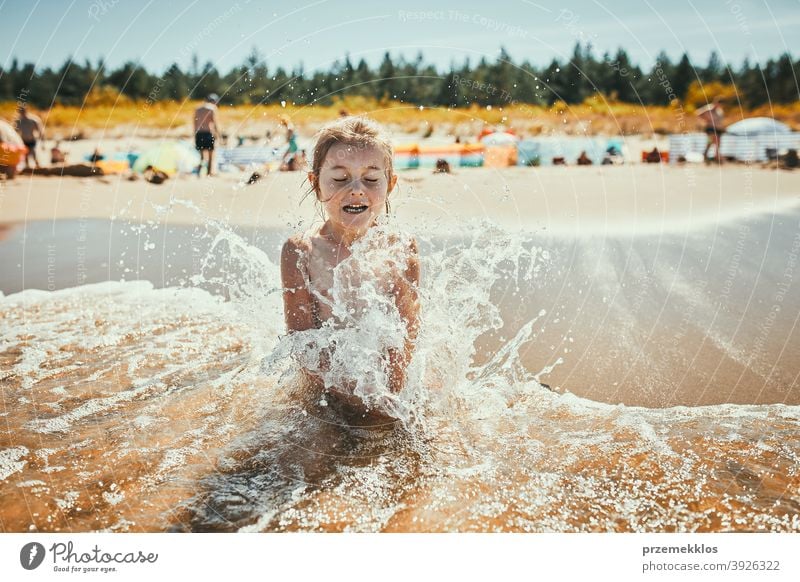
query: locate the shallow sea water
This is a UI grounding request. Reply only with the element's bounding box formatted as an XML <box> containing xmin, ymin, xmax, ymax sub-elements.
<box><xmin>1</xmin><ymin>209</ymin><xmax>799</xmax><ymax>532</ymax></box>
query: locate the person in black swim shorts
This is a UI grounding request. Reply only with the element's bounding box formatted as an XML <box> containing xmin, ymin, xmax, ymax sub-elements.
<box><xmin>15</xmin><ymin>105</ymin><xmax>45</xmax><ymax>170</ymax></box>
<box><xmin>194</xmin><ymin>94</ymin><xmax>221</xmax><ymax>176</ymax></box>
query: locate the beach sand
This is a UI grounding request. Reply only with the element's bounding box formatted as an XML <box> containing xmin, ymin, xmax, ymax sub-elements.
<box><xmin>1</xmin><ymin>163</ymin><xmax>796</xmax><ymax>230</ymax></box>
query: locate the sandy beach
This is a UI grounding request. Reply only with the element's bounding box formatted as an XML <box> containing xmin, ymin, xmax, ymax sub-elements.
<box><xmin>2</xmin><ymin>162</ymin><xmax>797</xmax><ymax>232</ymax></box>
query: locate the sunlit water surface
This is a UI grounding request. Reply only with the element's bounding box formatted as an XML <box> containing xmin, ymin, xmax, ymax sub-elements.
<box><xmin>1</xmin><ymin>210</ymin><xmax>799</xmax><ymax>532</ymax></box>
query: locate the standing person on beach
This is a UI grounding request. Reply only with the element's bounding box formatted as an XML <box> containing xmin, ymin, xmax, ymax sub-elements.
<box><xmin>15</xmin><ymin>105</ymin><xmax>44</xmax><ymax>169</ymax></box>
<box><xmin>280</xmin><ymin>116</ymin><xmax>298</xmax><ymax>166</ymax></box>
<box><xmin>696</xmin><ymin>97</ymin><xmax>725</xmax><ymax>164</ymax></box>
<box><xmin>194</xmin><ymin>94</ymin><xmax>221</xmax><ymax>176</ymax></box>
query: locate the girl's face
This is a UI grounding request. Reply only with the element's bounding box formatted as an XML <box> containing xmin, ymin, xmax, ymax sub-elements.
<box><xmin>312</xmin><ymin>143</ymin><xmax>397</xmax><ymax>235</ymax></box>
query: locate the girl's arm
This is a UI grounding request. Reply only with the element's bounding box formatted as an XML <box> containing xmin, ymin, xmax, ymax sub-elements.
<box><xmin>280</xmin><ymin>236</ymin><xmax>316</xmax><ymax>333</ymax></box>
<box><xmin>282</xmin><ymin>237</ymin><xmax>334</xmax><ymax>393</ymax></box>
<box><xmin>388</xmin><ymin>238</ymin><xmax>420</xmax><ymax>393</ymax></box>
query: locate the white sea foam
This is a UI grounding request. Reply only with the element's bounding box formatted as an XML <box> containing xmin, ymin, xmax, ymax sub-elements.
<box><xmin>0</xmin><ymin>447</ymin><xmax>29</xmax><ymax>481</ymax></box>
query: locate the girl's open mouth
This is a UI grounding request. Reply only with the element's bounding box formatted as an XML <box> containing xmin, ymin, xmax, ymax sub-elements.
<box><xmin>343</xmin><ymin>205</ymin><xmax>368</xmax><ymax>214</ymax></box>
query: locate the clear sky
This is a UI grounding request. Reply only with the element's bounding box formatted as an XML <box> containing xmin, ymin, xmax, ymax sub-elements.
<box><xmin>1</xmin><ymin>0</ymin><xmax>798</xmax><ymax>74</ymax></box>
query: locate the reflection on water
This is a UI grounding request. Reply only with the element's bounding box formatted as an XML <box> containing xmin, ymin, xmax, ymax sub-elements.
<box><xmin>1</xmin><ymin>212</ymin><xmax>799</xmax><ymax>532</ymax></box>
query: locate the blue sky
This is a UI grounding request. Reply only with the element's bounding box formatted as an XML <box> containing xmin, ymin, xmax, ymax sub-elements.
<box><xmin>1</xmin><ymin>0</ymin><xmax>798</xmax><ymax>73</ymax></box>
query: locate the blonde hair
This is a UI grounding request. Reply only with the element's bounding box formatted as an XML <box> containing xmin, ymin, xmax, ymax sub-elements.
<box><xmin>309</xmin><ymin>116</ymin><xmax>394</xmax><ymax>196</ymax></box>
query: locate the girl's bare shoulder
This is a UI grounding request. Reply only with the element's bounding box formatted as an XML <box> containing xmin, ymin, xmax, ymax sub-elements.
<box><xmin>281</xmin><ymin>233</ymin><xmax>314</xmax><ymax>278</ymax></box>
<box><xmin>285</xmin><ymin>233</ymin><xmax>308</xmax><ymax>247</ymax></box>
<box><xmin>282</xmin><ymin>232</ymin><xmax>313</xmax><ymax>256</ymax></box>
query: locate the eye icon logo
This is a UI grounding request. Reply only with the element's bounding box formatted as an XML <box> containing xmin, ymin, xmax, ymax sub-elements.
<box><xmin>20</xmin><ymin>542</ymin><xmax>46</xmax><ymax>570</ymax></box>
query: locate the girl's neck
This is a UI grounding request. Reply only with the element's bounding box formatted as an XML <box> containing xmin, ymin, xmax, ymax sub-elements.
<box><xmin>318</xmin><ymin>221</ymin><xmax>368</xmax><ymax>248</ymax></box>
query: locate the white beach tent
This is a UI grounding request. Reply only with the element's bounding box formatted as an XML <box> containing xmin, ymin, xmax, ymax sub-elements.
<box><xmin>720</xmin><ymin>117</ymin><xmax>798</xmax><ymax>162</ymax></box>
<box><xmin>725</xmin><ymin>117</ymin><xmax>791</xmax><ymax>136</ymax></box>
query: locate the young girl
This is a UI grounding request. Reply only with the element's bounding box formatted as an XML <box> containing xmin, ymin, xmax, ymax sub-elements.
<box><xmin>280</xmin><ymin>116</ymin><xmax>419</xmax><ymax>424</ymax></box>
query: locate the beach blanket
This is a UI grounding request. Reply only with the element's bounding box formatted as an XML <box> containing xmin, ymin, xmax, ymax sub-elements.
<box><xmin>94</xmin><ymin>160</ymin><xmax>129</xmax><ymax>175</ymax></box>
<box><xmin>132</xmin><ymin>142</ymin><xmax>200</xmax><ymax>176</ymax></box>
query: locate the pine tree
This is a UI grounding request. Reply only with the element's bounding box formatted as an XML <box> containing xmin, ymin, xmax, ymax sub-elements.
<box><xmin>607</xmin><ymin>49</ymin><xmax>639</xmax><ymax>102</ymax></box>
<box><xmin>701</xmin><ymin>51</ymin><xmax>723</xmax><ymax>83</ymax></box>
<box><xmin>539</xmin><ymin>59</ymin><xmax>566</xmax><ymax>104</ymax></box>
<box><xmin>162</xmin><ymin>63</ymin><xmax>190</xmax><ymax>101</ymax></box>
<box><xmin>565</xmin><ymin>42</ymin><xmax>589</xmax><ymax>104</ymax></box>
<box><xmin>672</xmin><ymin>53</ymin><xmax>695</xmax><ymax>101</ymax></box>
<box><xmin>0</xmin><ymin>48</ymin><xmax>794</xmax><ymax>110</ymax></box>
<box><xmin>378</xmin><ymin>52</ymin><xmax>397</xmax><ymax>100</ymax></box>
<box><xmin>771</xmin><ymin>53</ymin><xmax>799</xmax><ymax>103</ymax></box>
<box><xmin>485</xmin><ymin>47</ymin><xmax>515</xmax><ymax>105</ymax></box>
<box><xmin>0</xmin><ymin>67</ymin><xmax>12</xmax><ymax>102</ymax></box>
<box><xmin>435</xmin><ymin>61</ymin><xmax>461</xmax><ymax>108</ymax></box>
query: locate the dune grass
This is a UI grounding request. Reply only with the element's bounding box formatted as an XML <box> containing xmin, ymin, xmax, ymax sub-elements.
<box><xmin>2</xmin><ymin>95</ymin><xmax>798</xmax><ymax>141</ymax></box>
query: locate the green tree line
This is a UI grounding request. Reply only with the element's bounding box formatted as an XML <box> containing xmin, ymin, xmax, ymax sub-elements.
<box><xmin>1</xmin><ymin>44</ymin><xmax>797</xmax><ymax>109</ymax></box>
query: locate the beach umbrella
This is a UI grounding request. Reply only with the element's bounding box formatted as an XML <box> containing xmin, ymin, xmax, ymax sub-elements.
<box><xmin>132</xmin><ymin>141</ymin><xmax>200</xmax><ymax>176</ymax></box>
<box><xmin>0</xmin><ymin>120</ymin><xmax>24</xmax><ymax>145</ymax></box>
<box><xmin>480</xmin><ymin>131</ymin><xmax>519</xmax><ymax>146</ymax></box>
<box><xmin>726</xmin><ymin>117</ymin><xmax>791</xmax><ymax>137</ymax></box>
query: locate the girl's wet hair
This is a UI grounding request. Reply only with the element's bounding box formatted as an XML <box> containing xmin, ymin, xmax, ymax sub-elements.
<box><xmin>308</xmin><ymin>116</ymin><xmax>395</xmax><ymax>196</ymax></box>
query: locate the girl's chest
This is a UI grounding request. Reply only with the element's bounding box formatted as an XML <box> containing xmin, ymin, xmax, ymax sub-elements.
<box><xmin>306</xmin><ymin>251</ymin><xmax>397</xmax><ymax>318</ymax></box>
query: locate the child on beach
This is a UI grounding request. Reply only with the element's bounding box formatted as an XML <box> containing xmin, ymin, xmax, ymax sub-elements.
<box><xmin>280</xmin><ymin>117</ymin><xmax>419</xmax><ymax>423</ymax></box>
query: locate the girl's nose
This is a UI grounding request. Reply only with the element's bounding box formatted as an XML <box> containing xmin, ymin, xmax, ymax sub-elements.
<box><xmin>350</xmin><ymin>179</ymin><xmax>366</xmax><ymax>195</ymax></box>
